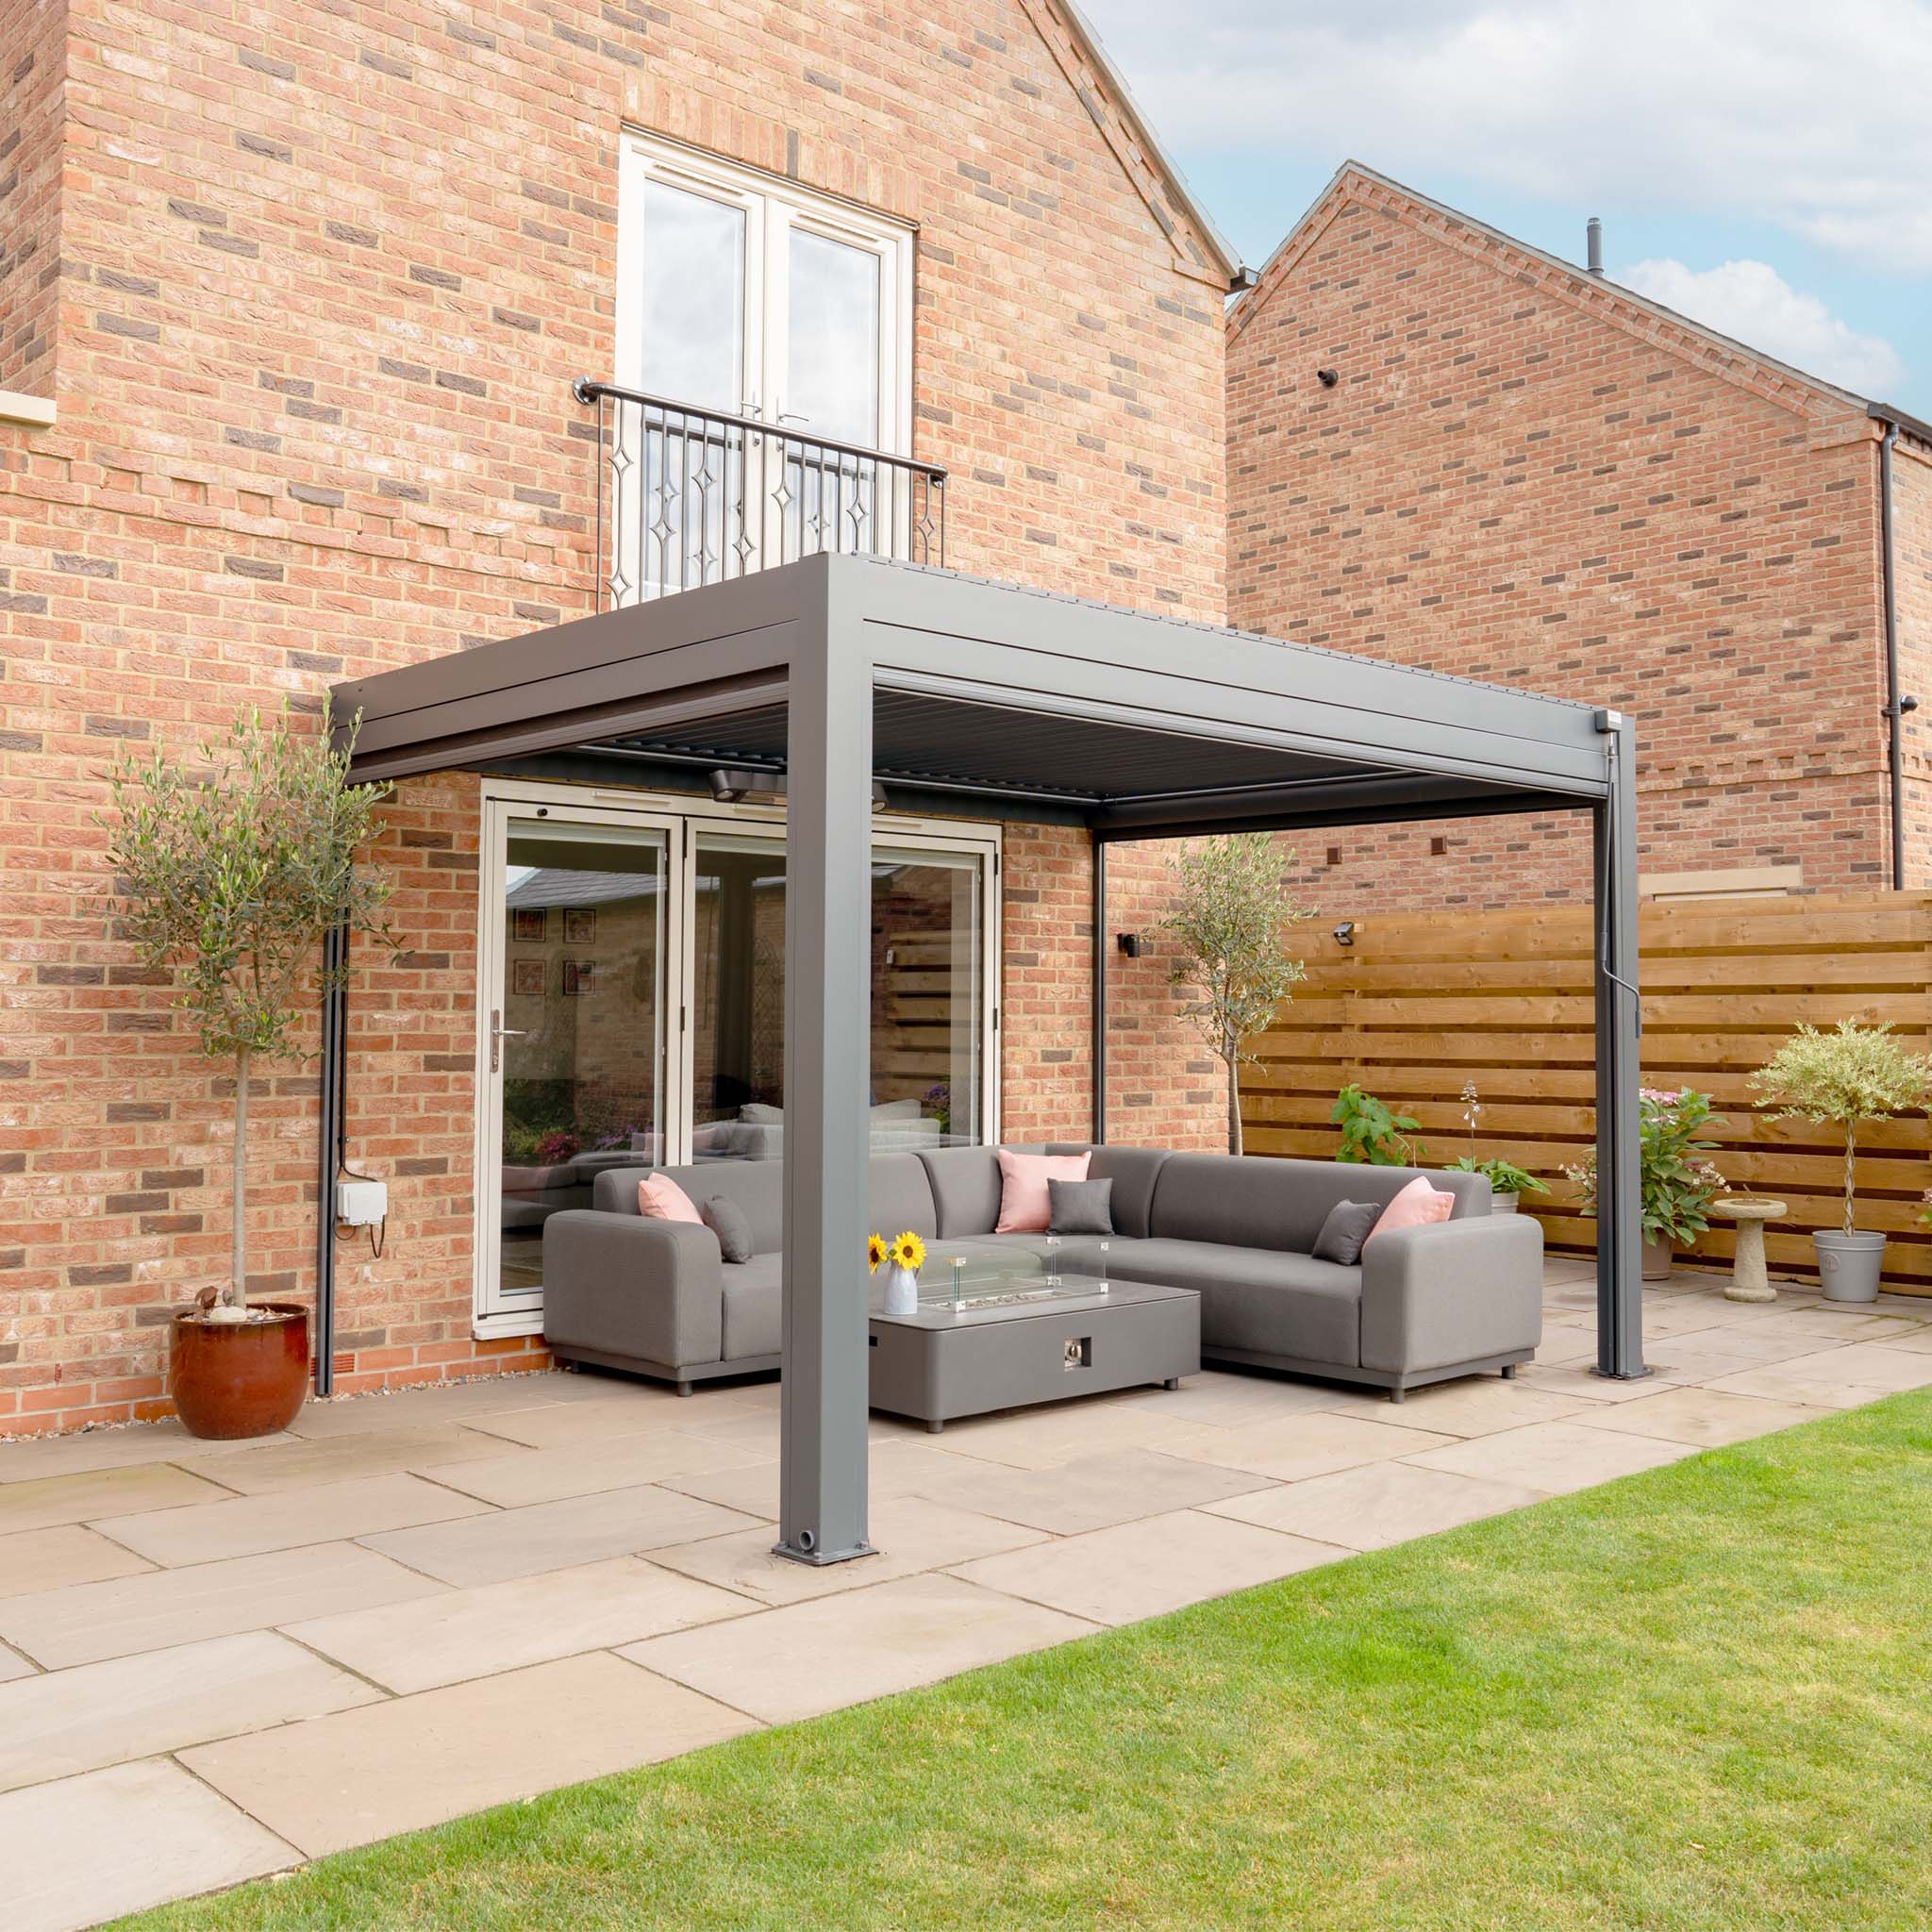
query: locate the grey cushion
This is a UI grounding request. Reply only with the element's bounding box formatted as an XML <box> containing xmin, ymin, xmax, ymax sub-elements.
<box><xmin>700</xmin><ymin>1195</ymin><xmax>754</xmax><ymax>1264</ymax></box>
<box><xmin>1045</xmin><ymin>1144</ymin><xmax>1170</xmax><ymax>1239</ymax></box>
<box><xmin>1095</xmin><ymin>1238</ymin><xmax>1363</xmax><ymax>1367</ymax></box>
<box><xmin>1048</xmin><ymin>1176</ymin><xmax>1114</xmax><ymax>1235</ymax></box>
<box><xmin>720</xmin><ymin>1252</ymin><xmax>784</xmax><ymax>1358</ymax></box>
<box><xmin>1311</xmin><ymin>1199</ymin><xmax>1380</xmax><ymax>1267</ymax></box>
<box><xmin>915</xmin><ymin>1146</ymin><xmax>1007</xmax><ymax>1238</ymax></box>
<box><xmin>869</xmin><ymin>1153</ymin><xmax>939</xmax><ymax>1242</ymax></box>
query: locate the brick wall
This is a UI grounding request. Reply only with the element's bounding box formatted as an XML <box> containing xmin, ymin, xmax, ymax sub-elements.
<box><xmin>0</xmin><ymin>0</ymin><xmax>64</xmax><ymax>392</ymax></box>
<box><xmin>1892</xmin><ymin>439</ymin><xmax>1932</xmax><ymax>888</ymax></box>
<box><xmin>0</xmin><ymin>0</ymin><xmax>1230</xmax><ymax>1432</ymax></box>
<box><xmin>1226</xmin><ymin>170</ymin><xmax>1893</xmax><ymax>908</ymax></box>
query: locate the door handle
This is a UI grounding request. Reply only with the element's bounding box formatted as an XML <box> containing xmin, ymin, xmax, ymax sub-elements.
<box><xmin>489</xmin><ymin>1009</ymin><xmax>526</xmax><ymax>1074</ymax></box>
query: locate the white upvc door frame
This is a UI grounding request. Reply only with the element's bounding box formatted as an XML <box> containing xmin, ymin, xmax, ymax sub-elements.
<box><xmin>473</xmin><ymin>778</ymin><xmax>1000</xmax><ymax>1339</ymax></box>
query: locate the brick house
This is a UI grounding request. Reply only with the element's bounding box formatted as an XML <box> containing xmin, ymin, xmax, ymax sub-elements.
<box><xmin>1227</xmin><ymin>163</ymin><xmax>1932</xmax><ymax>910</ymax></box>
<box><xmin>0</xmin><ymin>0</ymin><xmax>1247</xmax><ymax>1434</ymax></box>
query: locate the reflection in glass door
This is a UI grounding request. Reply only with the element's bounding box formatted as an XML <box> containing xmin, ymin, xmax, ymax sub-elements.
<box><xmin>690</xmin><ymin>833</ymin><xmax>789</xmax><ymax>1158</ymax></box>
<box><xmin>487</xmin><ymin>818</ymin><xmax>669</xmax><ymax>1311</ymax></box>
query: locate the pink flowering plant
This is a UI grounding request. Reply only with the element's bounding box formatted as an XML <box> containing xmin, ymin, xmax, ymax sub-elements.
<box><xmin>1566</xmin><ymin>1086</ymin><xmax>1725</xmax><ymax>1248</ymax></box>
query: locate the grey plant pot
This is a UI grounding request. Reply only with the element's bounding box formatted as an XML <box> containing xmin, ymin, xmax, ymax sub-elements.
<box><xmin>1813</xmin><ymin>1229</ymin><xmax>1886</xmax><ymax>1303</ymax></box>
<box><xmin>1491</xmin><ymin>1192</ymin><xmax>1519</xmax><ymax>1215</ymax></box>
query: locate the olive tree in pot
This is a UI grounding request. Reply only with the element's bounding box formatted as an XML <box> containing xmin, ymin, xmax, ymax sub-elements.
<box><xmin>1750</xmin><ymin>1021</ymin><xmax>1932</xmax><ymax>1303</ymax></box>
<box><xmin>105</xmin><ymin>707</ymin><xmax>394</xmax><ymax>1438</ymax></box>
<box><xmin>1158</xmin><ymin>834</ymin><xmax>1310</xmax><ymax>1156</ymax></box>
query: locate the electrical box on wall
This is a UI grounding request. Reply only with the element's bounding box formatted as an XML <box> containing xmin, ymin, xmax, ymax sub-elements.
<box><xmin>337</xmin><ymin>1178</ymin><xmax>389</xmax><ymax>1226</ymax></box>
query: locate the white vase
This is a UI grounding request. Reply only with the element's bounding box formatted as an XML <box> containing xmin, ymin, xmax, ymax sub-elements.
<box><xmin>883</xmin><ymin>1263</ymin><xmax>920</xmax><ymax>1316</ymax></box>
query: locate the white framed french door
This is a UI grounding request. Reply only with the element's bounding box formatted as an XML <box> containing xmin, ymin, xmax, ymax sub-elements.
<box><xmin>474</xmin><ymin>782</ymin><xmax>1000</xmax><ymax>1337</ymax></box>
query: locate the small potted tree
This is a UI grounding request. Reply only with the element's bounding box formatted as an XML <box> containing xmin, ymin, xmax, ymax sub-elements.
<box><xmin>105</xmin><ymin>707</ymin><xmax>394</xmax><ymax>1437</ymax></box>
<box><xmin>1751</xmin><ymin>1021</ymin><xmax>1932</xmax><ymax>1302</ymax></box>
<box><xmin>1159</xmin><ymin>834</ymin><xmax>1310</xmax><ymax>1156</ymax></box>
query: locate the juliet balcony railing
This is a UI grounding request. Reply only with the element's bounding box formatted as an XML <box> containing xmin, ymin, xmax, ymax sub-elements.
<box><xmin>574</xmin><ymin>379</ymin><xmax>947</xmax><ymax>611</ymax></box>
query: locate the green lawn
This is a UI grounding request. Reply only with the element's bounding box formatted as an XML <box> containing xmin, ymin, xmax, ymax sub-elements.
<box><xmin>123</xmin><ymin>1391</ymin><xmax>1932</xmax><ymax>1931</ymax></box>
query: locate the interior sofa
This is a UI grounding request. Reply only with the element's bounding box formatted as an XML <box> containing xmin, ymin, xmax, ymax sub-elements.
<box><xmin>541</xmin><ymin>1142</ymin><xmax>1542</xmax><ymax>1401</ymax></box>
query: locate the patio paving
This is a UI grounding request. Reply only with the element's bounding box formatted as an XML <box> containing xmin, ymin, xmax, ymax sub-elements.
<box><xmin>3</xmin><ymin>1262</ymin><xmax>1930</xmax><ymax>1931</ymax></box>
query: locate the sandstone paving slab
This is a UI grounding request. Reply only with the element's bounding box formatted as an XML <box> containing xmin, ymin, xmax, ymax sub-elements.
<box><xmin>421</xmin><ymin>1425</ymin><xmax>767</xmax><ymax>1509</ymax></box>
<box><xmin>650</xmin><ymin>1495</ymin><xmax>1047</xmax><ymax>1607</ymax></box>
<box><xmin>1110</xmin><ymin>1371</ymin><xmax>1352</xmax><ymax>1428</ymax></box>
<box><xmin>1403</xmin><ymin>1419</ymin><xmax>1697</xmax><ymax>1494</ymax></box>
<box><xmin>1316</xmin><ymin>1378</ymin><xmax>1588</xmax><ymax>1437</ymax></box>
<box><xmin>280</xmin><ymin>1374</ymin><xmax>578</xmax><ymax>1440</ymax></box>
<box><xmin>0</xmin><ymin>1524</ymin><xmax>155</xmax><ymax>1599</ymax></box>
<box><xmin>908</xmin><ymin>1397</ymin><xmax>1205</xmax><ymax>1471</ymax></box>
<box><xmin>1203</xmin><ymin>1460</ymin><xmax>1549</xmax><ymax>1549</ymax></box>
<box><xmin>0</xmin><ymin>1757</ymin><xmax>295</xmax><ymax>1932</ymax></box>
<box><xmin>0</xmin><ymin>1541</ymin><xmax>445</xmax><ymax>1670</ymax></box>
<box><xmin>458</xmin><ymin>1390</ymin><xmax>766</xmax><ymax>1451</ymax></box>
<box><xmin>658</xmin><ymin>1438</ymin><xmax>986</xmax><ymax>1520</ymax></box>
<box><xmin>0</xmin><ymin>1628</ymin><xmax>383</xmax><ymax>1792</ymax></box>
<box><xmin>1705</xmin><ymin>1344</ymin><xmax>1932</xmax><ymax>1409</ymax></box>
<box><xmin>94</xmin><ymin>1471</ymin><xmax>495</xmax><ymax>1568</ymax></box>
<box><xmin>358</xmin><ymin>1483</ymin><xmax>761</xmax><ymax>1588</ymax></box>
<box><xmin>0</xmin><ymin>1463</ymin><xmax>237</xmax><ymax>1538</ymax></box>
<box><xmin>1160</xmin><ymin>1410</ymin><xmax>1455</xmax><ymax>1482</ymax></box>
<box><xmin>625</xmin><ymin>1571</ymin><xmax>1096</xmax><ymax>1724</ymax></box>
<box><xmin>1513</xmin><ymin>1362</ymin><xmax>1696</xmax><ymax>1403</ymax></box>
<box><xmin>287</xmin><ymin>1556</ymin><xmax>753</xmax><ymax>1694</ymax></box>
<box><xmin>948</xmin><ymin>1507</ymin><xmax>1344</xmax><ymax>1626</ymax></box>
<box><xmin>177</xmin><ymin>1423</ymin><xmax>525</xmax><ymax>1496</ymax></box>
<box><xmin>181</xmin><ymin>1651</ymin><xmax>758</xmax><ymax>1857</ymax></box>
<box><xmin>0</xmin><ymin>1641</ymin><xmax>33</xmax><ymax>1682</ymax></box>
<box><xmin>0</xmin><ymin>1421</ymin><xmax>294</xmax><ymax>1486</ymax></box>
<box><xmin>1575</xmin><ymin>1384</ymin><xmax>1832</xmax><ymax>1448</ymax></box>
<box><xmin>904</xmin><ymin>1445</ymin><xmax>1273</xmax><ymax>1536</ymax></box>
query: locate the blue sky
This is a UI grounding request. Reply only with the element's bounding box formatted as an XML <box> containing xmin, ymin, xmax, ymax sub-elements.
<box><xmin>1082</xmin><ymin>1</ymin><xmax>1932</xmax><ymax>418</ymax></box>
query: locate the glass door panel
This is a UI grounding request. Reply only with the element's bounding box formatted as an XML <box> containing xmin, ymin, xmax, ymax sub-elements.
<box><xmin>689</xmin><ymin>832</ymin><xmax>789</xmax><ymax>1160</ymax></box>
<box><xmin>491</xmin><ymin>821</ymin><xmax>669</xmax><ymax>1307</ymax></box>
<box><xmin>871</xmin><ymin>847</ymin><xmax>983</xmax><ymax>1147</ymax></box>
<box><xmin>783</xmin><ymin>225</ymin><xmax>883</xmax><ymax>559</ymax></box>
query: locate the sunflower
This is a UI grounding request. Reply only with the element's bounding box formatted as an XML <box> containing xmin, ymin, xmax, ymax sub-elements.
<box><xmin>866</xmin><ymin>1234</ymin><xmax>888</xmax><ymax>1274</ymax></box>
<box><xmin>889</xmin><ymin>1230</ymin><xmax>926</xmax><ymax>1273</ymax></box>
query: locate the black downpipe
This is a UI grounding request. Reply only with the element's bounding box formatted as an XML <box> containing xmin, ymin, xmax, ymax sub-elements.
<box><xmin>1880</xmin><ymin>419</ymin><xmax>1907</xmax><ymax>891</ymax></box>
<box><xmin>1091</xmin><ymin>838</ymin><xmax>1108</xmax><ymax>1143</ymax></box>
<box><xmin>313</xmin><ymin>922</ymin><xmax>349</xmax><ymax>1396</ymax></box>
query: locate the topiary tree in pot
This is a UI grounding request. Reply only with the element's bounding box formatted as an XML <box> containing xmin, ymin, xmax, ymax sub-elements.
<box><xmin>1158</xmin><ymin>834</ymin><xmax>1311</xmax><ymax>1156</ymax></box>
<box><xmin>1750</xmin><ymin>1020</ymin><xmax>1932</xmax><ymax>1303</ymax></box>
<box><xmin>103</xmin><ymin>705</ymin><xmax>395</xmax><ymax>1435</ymax></box>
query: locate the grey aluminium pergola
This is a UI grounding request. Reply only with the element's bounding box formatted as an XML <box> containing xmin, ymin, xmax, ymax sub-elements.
<box><xmin>330</xmin><ymin>552</ymin><xmax>1643</xmax><ymax>1565</ymax></box>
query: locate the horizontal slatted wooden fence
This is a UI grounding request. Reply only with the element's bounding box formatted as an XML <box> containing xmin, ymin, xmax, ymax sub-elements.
<box><xmin>1241</xmin><ymin>892</ymin><xmax>1932</xmax><ymax>1295</ymax></box>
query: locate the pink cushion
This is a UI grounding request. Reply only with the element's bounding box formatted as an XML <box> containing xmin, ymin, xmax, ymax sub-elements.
<box><xmin>994</xmin><ymin>1148</ymin><xmax>1091</xmax><ymax>1234</ymax></box>
<box><xmin>637</xmin><ymin>1172</ymin><xmax>703</xmax><ymax>1224</ymax></box>
<box><xmin>1364</xmin><ymin>1175</ymin><xmax>1455</xmax><ymax>1246</ymax></box>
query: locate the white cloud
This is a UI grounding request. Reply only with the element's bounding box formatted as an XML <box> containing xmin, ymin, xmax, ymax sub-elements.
<box><xmin>1082</xmin><ymin>0</ymin><xmax>1932</xmax><ymax>274</ymax></box>
<box><xmin>1617</xmin><ymin>258</ymin><xmax>1903</xmax><ymax>395</ymax></box>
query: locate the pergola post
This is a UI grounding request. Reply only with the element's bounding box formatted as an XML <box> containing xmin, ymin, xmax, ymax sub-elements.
<box><xmin>1592</xmin><ymin>715</ymin><xmax>1645</xmax><ymax>1379</ymax></box>
<box><xmin>774</xmin><ymin>577</ymin><xmax>876</xmax><ymax>1564</ymax></box>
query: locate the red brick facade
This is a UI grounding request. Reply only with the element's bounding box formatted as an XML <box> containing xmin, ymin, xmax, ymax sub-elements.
<box><xmin>1227</xmin><ymin>165</ymin><xmax>1926</xmax><ymax>914</ymax></box>
<box><xmin>0</xmin><ymin>0</ymin><xmax>1233</xmax><ymax>1433</ymax></box>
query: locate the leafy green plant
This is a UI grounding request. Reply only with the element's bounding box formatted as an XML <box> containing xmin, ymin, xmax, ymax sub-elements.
<box><xmin>1332</xmin><ymin>1084</ymin><xmax>1426</xmax><ymax>1166</ymax></box>
<box><xmin>1159</xmin><ymin>834</ymin><xmax>1311</xmax><ymax>1155</ymax></box>
<box><xmin>1566</xmin><ymin>1086</ymin><xmax>1725</xmax><ymax>1248</ymax></box>
<box><xmin>1751</xmin><ymin>1021</ymin><xmax>1932</xmax><ymax>1234</ymax></box>
<box><xmin>1449</xmin><ymin>1156</ymin><xmax>1548</xmax><ymax>1198</ymax></box>
<box><xmin>103</xmin><ymin>707</ymin><xmax>395</xmax><ymax>1310</ymax></box>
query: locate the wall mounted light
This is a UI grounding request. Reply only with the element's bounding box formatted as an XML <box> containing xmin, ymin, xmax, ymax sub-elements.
<box><xmin>1317</xmin><ymin>368</ymin><xmax>1340</xmax><ymax>389</ymax></box>
<box><xmin>709</xmin><ymin>768</ymin><xmax>889</xmax><ymax>808</ymax></box>
<box><xmin>1331</xmin><ymin>921</ymin><xmax>1356</xmax><ymax>946</ymax></box>
<box><xmin>1116</xmin><ymin>932</ymin><xmax>1143</xmax><ymax>958</ymax></box>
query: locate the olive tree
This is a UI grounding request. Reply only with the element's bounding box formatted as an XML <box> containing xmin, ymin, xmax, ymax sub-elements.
<box><xmin>104</xmin><ymin>707</ymin><xmax>394</xmax><ymax>1314</ymax></box>
<box><xmin>1158</xmin><ymin>834</ymin><xmax>1311</xmax><ymax>1155</ymax></box>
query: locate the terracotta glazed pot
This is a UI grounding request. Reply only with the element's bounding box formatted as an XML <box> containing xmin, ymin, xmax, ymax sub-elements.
<box><xmin>170</xmin><ymin>1301</ymin><xmax>311</xmax><ymax>1440</ymax></box>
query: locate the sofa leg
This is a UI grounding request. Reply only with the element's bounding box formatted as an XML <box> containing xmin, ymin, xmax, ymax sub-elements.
<box><xmin>675</xmin><ymin>1380</ymin><xmax>693</xmax><ymax>1398</ymax></box>
<box><xmin>925</xmin><ymin>1418</ymin><xmax>945</xmax><ymax>1434</ymax></box>
<box><xmin>1389</xmin><ymin>1385</ymin><xmax>1405</xmax><ymax>1405</ymax></box>
<box><xmin>1161</xmin><ymin>1377</ymin><xmax>1180</xmax><ymax>1391</ymax></box>
<box><xmin>1501</xmin><ymin>1363</ymin><xmax>1518</xmax><ymax>1380</ymax></box>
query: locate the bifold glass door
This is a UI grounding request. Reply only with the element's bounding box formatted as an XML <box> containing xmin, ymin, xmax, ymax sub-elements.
<box><xmin>478</xmin><ymin>798</ymin><xmax>995</xmax><ymax>1326</ymax></box>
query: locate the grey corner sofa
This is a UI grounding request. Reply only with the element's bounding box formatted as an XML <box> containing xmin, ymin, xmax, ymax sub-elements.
<box><xmin>541</xmin><ymin>1142</ymin><xmax>1542</xmax><ymax>1402</ymax></box>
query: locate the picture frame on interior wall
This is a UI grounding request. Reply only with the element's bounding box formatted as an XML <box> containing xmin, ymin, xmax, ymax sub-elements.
<box><xmin>562</xmin><ymin>959</ymin><xmax>594</xmax><ymax>996</ymax></box>
<box><xmin>513</xmin><ymin>908</ymin><xmax>547</xmax><ymax>941</ymax></box>
<box><xmin>512</xmin><ymin>959</ymin><xmax>544</xmax><ymax>996</ymax></box>
<box><xmin>564</xmin><ymin>908</ymin><xmax>597</xmax><ymax>943</ymax></box>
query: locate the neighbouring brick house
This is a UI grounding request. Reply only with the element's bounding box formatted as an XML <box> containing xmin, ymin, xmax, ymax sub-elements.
<box><xmin>0</xmin><ymin>0</ymin><xmax>1246</xmax><ymax>1434</ymax></box>
<box><xmin>1228</xmin><ymin>163</ymin><xmax>1932</xmax><ymax>910</ymax></box>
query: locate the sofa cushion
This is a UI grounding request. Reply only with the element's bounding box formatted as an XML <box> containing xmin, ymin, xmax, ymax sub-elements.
<box><xmin>1311</xmin><ymin>1199</ymin><xmax>1380</xmax><ymax>1267</ymax></box>
<box><xmin>1095</xmin><ymin>1238</ymin><xmax>1362</xmax><ymax>1368</ymax></box>
<box><xmin>1045</xmin><ymin>1144</ymin><xmax>1171</xmax><ymax>1239</ymax></box>
<box><xmin>720</xmin><ymin>1252</ymin><xmax>784</xmax><ymax>1358</ymax></box>
<box><xmin>995</xmin><ymin>1149</ymin><xmax>1090</xmax><ymax>1233</ymax></box>
<box><xmin>1048</xmin><ymin>1176</ymin><xmax>1114</xmax><ymax>1235</ymax></box>
<box><xmin>916</xmin><ymin>1146</ymin><xmax>1007</xmax><ymax>1238</ymax></box>
<box><xmin>1365</xmin><ymin>1175</ymin><xmax>1455</xmax><ymax>1245</ymax></box>
<box><xmin>699</xmin><ymin>1194</ymin><xmax>754</xmax><ymax>1265</ymax></box>
<box><xmin>1148</xmin><ymin>1155</ymin><xmax>1487</xmax><ymax>1256</ymax></box>
<box><xmin>638</xmin><ymin>1172</ymin><xmax>703</xmax><ymax>1223</ymax></box>
<box><xmin>869</xmin><ymin>1152</ymin><xmax>940</xmax><ymax>1243</ymax></box>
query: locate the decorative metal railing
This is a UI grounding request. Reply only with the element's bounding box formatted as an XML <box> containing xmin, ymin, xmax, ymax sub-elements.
<box><xmin>574</xmin><ymin>378</ymin><xmax>947</xmax><ymax>610</ymax></box>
